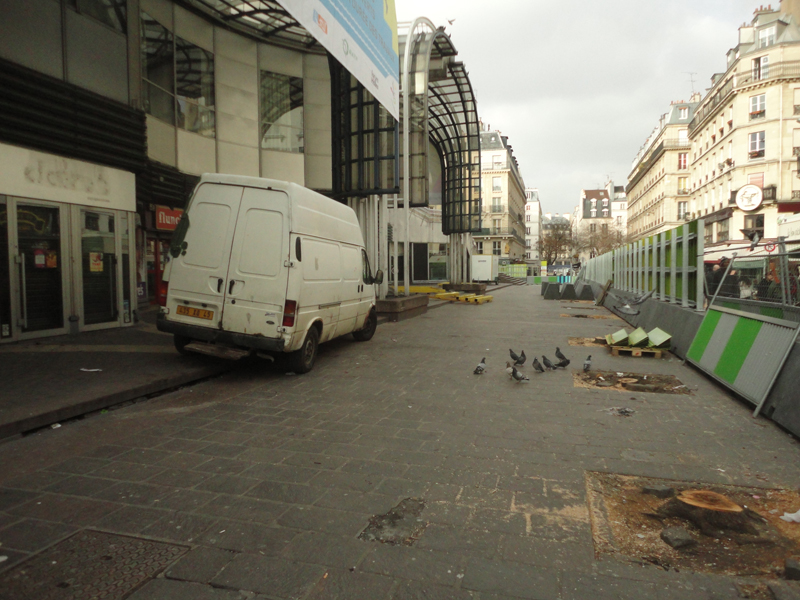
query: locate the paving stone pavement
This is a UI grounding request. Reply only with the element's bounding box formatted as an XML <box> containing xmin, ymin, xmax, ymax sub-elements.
<box><xmin>1</xmin><ymin>285</ymin><xmax>800</xmax><ymax>600</ymax></box>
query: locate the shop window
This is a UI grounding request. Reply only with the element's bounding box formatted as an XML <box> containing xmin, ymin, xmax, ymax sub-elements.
<box><xmin>260</xmin><ymin>72</ymin><xmax>304</xmax><ymax>153</ymax></box>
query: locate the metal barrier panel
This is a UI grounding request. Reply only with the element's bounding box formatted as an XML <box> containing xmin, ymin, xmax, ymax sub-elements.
<box><xmin>686</xmin><ymin>306</ymin><xmax>800</xmax><ymax>415</ymax></box>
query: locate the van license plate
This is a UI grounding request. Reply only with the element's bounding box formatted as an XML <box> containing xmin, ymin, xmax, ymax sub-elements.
<box><xmin>176</xmin><ymin>306</ymin><xmax>214</xmax><ymax>320</ymax></box>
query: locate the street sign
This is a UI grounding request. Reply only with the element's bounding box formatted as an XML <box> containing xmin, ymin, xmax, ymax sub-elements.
<box><xmin>765</xmin><ymin>243</ymin><xmax>776</xmax><ymax>253</ymax></box>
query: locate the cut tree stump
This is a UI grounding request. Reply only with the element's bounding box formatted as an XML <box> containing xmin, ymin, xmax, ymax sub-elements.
<box><xmin>656</xmin><ymin>490</ymin><xmax>762</xmax><ymax>539</ymax></box>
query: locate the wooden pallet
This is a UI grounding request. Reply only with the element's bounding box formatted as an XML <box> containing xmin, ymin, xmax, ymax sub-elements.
<box><xmin>609</xmin><ymin>345</ymin><xmax>665</xmax><ymax>358</ymax></box>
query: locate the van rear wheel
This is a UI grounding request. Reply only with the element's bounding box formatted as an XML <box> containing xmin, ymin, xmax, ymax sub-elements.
<box><xmin>352</xmin><ymin>308</ymin><xmax>377</xmax><ymax>342</ymax></box>
<box><xmin>290</xmin><ymin>327</ymin><xmax>319</xmax><ymax>374</ymax></box>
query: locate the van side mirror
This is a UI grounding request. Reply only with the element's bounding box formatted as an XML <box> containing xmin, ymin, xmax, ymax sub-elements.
<box><xmin>373</xmin><ymin>270</ymin><xmax>384</xmax><ymax>285</ymax></box>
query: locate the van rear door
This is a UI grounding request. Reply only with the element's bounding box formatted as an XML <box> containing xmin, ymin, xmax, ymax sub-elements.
<box><xmin>221</xmin><ymin>187</ymin><xmax>290</xmax><ymax>339</ymax></box>
<box><xmin>166</xmin><ymin>183</ymin><xmax>243</xmax><ymax>330</ymax></box>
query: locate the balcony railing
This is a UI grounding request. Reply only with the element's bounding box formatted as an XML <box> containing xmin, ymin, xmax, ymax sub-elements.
<box><xmin>490</xmin><ymin>205</ymin><xmax>503</xmax><ymax>213</ymax></box>
<box><xmin>691</xmin><ymin>60</ymin><xmax>800</xmax><ymax>133</ymax></box>
<box><xmin>792</xmin><ymin>190</ymin><xmax>800</xmax><ymax>200</ymax></box>
<box><xmin>476</xmin><ymin>227</ymin><xmax>526</xmax><ymax>246</ymax></box>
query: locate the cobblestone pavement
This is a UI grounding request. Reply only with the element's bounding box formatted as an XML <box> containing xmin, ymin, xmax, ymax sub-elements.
<box><xmin>1</xmin><ymin>286</ymin><xmax>800</xmax><ymax>599</ymax></box>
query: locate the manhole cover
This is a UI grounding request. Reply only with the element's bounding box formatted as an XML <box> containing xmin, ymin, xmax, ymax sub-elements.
<box><xmin>586</xmin><ymin>472</ymin><xmax>800</xmax><ymax>577</ymax></box>
<box><xmin>574</xmin><ymin>371</ymin><xmax>690</xmax><ymax>395</ymax></box>
<box><xmin>359</xmin><ymin>498</ymin><xmax>427</xmax><ymax>545</ymax></box>
<box><xmin>0</xmin><ymin>529</ymin><xmax>188</xmax><ymax>599</ymax></box>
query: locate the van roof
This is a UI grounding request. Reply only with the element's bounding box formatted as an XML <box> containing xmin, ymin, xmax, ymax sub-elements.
<box><xmin>197</xmin><ymin>174</ymin><xmax>363</xmax><ymax>245</ymax></box>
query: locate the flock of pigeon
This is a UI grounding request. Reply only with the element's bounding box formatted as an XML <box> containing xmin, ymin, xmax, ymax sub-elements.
<box><xmin>473</xmin><ymin>348</ymin><xmax>592</xmax><ymax>383</ymax></box>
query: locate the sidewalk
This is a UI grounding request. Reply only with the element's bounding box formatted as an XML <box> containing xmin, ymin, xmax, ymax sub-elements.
<box><xmin>0</xmin><ymin>306</ymin><xmax>229</xmax><ymax>440</ymax></box>
<box><xmin>1</xmin><ymin>286</ymin><xmax>800</xmax><ymax>598</ymax></box>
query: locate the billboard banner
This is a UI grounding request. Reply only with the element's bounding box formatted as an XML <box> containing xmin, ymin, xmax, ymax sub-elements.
<box><xmin>281</xmin><ymin>0</ymin><xmax>399</xmax><ymax>120</ymax></box>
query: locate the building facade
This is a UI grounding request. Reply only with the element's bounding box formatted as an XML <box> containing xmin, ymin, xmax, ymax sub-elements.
<box><xmin>688</xmin><ymin>1</ymin><xmax>800</xmax><ymax>258</ymax></box>
<box><xmin>473</xmin><ymin>130</ymin><xmax>527</xmax><ymax>259</ymax></box>
<box><xmin>0</xmin><ymin>1</ymin><xmax>482</xmax><ymax>343</ymax></box>
<box><xmin>524</xmin><ymin>188</ymin><xmax>543</xmax><ymax>266</ymax></box>
<box><xmin>627</xmin><ymin>98</ymin><xmax>700</xmax><ymax>240</ymax></box>
<box><xmin>540</xmin><ymin>213</ymin><xmax>573</xmax><ymax>274</ymax></box>
<box><xmin>572</xmin><ymin>181</ymin><xmax>628</xmax><ymax>264</ymax></box>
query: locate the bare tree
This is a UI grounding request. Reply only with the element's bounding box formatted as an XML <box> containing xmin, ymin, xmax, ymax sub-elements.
<box><xmin>539</xmin><ymin>222</ymin><xmax>573</xmax><ymax>266</ymax></box>
<box><xmin>575</xmin><ymin>221</ymin><xmax>628</xmax><ymax>259</ymax></box>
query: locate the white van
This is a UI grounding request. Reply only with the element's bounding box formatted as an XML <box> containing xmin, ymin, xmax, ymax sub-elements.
<box><xmin>157</xmin><ymin>174</ymin><xmax>383</xmax><ymax>373</ymax></box>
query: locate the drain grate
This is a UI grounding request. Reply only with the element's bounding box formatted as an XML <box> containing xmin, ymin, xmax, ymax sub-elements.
<box><xmin>0</xmin><ymin>529</ymin><xmax>188</xmax><ymax>599</ymax></box>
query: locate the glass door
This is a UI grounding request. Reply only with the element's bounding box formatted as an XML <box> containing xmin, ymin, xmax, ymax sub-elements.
<box><xmin>15</xmin><ymin>201</ymin><xmax>67</xmax><ymax>335</ymax></box>
<box><xmin>80</xmin><ymin>209</ymin><xmax>118</xmax><ymax>326</ymax></box>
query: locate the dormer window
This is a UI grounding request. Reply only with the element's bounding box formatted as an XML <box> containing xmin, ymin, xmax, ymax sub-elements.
<box><xmin>679</xmin><ymin>107</ymin><xmax>688</xmax><ymax>119</ymax></box>
<box><xmin>759</xmin><ymin>26</ymin><xmax>776</xmax><ymax>49</ymax></box>
<box><xmin>590</xmin><ymin>208</ymin><xmax>597</xmax><ymax>217</ymax></box>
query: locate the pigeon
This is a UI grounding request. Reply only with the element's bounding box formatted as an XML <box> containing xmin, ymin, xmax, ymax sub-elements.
<box><xmin>542</xmin><ymin>355</ymin><xmax>556</xmax><ymax>371</ymax></box>
<box><xmin>509</xmin><ymin>349</ymin><xmax>521</xmax><ymax>363</ymax></box>
<box><xmin>514</xmin><ymin>350</ymin><xmax>526</xmax><ymax>367</ymax></box>
<box><xmin>629</xmin><ymin>289</ymin><xmax>655</xmax><ymax>305</ymax></box>
<box><xmin>583</xmin><ymin>355</ymin><xmax>592</xmax><ymax>372</ymax></box>
<box><xmin>511</xmin><ymin>366</ymin><xmax>529</xmax><ymax>383</ymax></box>
<box><xmin>474</xmin><ymin>357</ymin><xmax>486</xmax><ymax>375</ymax></box>
<box><xmin>555</xmin><ymin>347</ymin><xmax>567</xmax><ymax>362</ymax></box>
<box><xmin>614</xmin><ymin>303</ymin><xmax>640</xmax><ymax>316</ymax></box>
<box><xmin>532</xmin><ymin>357</ymin><xmax>545</xmax><ymax>373</ymax></box>
<box><xmin>505</xmin><ymin>362</ymin><xmax>515</xmax><ymax>379</ymax></box>
<box><xmin>554</xmin><ymin>358</ymin><xmax>570</xmax><ymax>369</ymax></box>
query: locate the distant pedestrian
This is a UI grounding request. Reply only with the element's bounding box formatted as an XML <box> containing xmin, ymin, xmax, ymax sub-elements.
<box><xmin>709</xmin><ymin>256</ymin><xmax>738</xmax><ymax>298</ymax></box>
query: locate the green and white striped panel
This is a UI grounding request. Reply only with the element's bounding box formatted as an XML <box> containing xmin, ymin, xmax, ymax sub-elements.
<box><xmin>687</xmin><ymin>307</ymin><xmax>800</xmax><ymax>409</ymax></box>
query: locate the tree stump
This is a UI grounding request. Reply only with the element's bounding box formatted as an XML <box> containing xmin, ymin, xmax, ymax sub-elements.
<box><xmin>656</xmin><ymin>490</ymin><xmax>761</xmax><ymax>539</ymax></box>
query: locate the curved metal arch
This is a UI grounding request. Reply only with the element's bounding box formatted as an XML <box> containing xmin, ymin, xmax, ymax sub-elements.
<box><xmin>400</xmin><ymin>24</ymin><xmax>480</xmax><ymax>234</ymax></box>
<box><xmin>174</xmin><ymin>0</ymin><xmax>321</xmax><ymax>51</ymax></box>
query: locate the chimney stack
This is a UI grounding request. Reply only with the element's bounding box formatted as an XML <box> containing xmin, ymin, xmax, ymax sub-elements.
<box><xmin>781</xmin><ymin>0</ymin><xmax>800</xmax><ymax>22</ymax></box>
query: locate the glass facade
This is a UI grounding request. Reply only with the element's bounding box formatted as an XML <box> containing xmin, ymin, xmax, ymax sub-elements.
<box><xmin>260</xmin><ymin>71</ymin><xmax>304</xmax><ymax>153</ymax></box>
<box><xmin>141</xmin><ymin>13</ymin><xmax>215</xmax><ymax>137</ymax></box>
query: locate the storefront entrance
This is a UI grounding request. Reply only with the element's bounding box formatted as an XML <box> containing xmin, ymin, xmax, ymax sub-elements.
<box><xmin>0</xmin><ymin>196</ymin><xmax>135</xmax><ymax>343</ymax></box>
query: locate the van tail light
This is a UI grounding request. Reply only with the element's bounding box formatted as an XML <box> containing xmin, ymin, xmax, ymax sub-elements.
<box><xmin>282</xmin><ymin>300</ymin><xmax>297</xmax><ymax>327</ymax></box>
<box><xmin>157</xmin><ymin>280</ymin><xmax>169</xmax><ymax>307</ymax></box>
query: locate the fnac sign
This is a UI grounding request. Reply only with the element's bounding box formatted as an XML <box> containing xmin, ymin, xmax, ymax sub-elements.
<box><xmin>155</xmin><ymin>205</ymin><xmax>183</xmax><ymax>231</ymax></box>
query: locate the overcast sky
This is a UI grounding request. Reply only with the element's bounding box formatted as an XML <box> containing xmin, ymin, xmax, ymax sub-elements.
<box><xmin>395</xmin><ymin>0</ymin><xmax>763</xmax><ymax>215</ymax></box>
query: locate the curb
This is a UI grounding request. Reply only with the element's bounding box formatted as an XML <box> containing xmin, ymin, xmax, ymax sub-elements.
<box><xmin>0</xmin><ymin>364</ymin><xmax>230</xmax><ymax>441</ymax></box>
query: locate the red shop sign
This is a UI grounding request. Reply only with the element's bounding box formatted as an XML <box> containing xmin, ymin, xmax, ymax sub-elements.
<box><xmin>155</xmin><ymin>205</ymin><xmax>183</xmax><ymax>231</ymax></box>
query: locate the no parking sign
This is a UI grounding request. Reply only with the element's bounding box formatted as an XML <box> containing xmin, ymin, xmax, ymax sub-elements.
<box><xmin>765</xmin><ymin>243</ymin><xmax>776</xmax><ymax>253</ymax></box>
